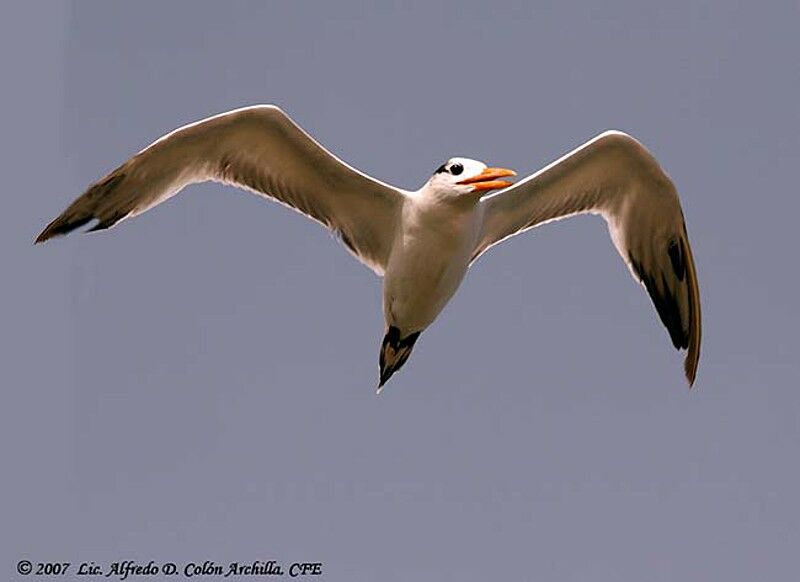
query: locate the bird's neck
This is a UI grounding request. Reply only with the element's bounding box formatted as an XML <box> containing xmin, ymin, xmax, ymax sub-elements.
<box><xmin>416</xmin><ymin>184</ymin><xmax>482</xmax><ymax>209</ymax></box>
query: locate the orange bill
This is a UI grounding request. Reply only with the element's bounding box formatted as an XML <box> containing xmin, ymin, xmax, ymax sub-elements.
<box><xmin>457</xmin><ymin>167</ymin><xmax>517</xmax><ymax>191</ymax></box>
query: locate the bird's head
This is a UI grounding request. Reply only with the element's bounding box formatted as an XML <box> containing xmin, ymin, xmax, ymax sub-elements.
<box><xmin>426</xmin><ymin>157</ymin><xmax>516</xmax><ymax>198</ymax></box>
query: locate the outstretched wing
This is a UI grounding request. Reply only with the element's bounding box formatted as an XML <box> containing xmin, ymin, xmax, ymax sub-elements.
<box><xmin>475</xmin><ymin>131</ymin><xmax>701</xmax><ymax>385</ymax></box>
<box><xmin>36</xmin><ymin>105</ymin><xmax>405</xmax><ymax>275</ymax></box>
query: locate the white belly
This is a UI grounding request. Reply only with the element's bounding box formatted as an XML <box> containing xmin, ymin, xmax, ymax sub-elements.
<box><xmin>383</xmin><ymin>199</ymin><xmax>480</xmax><ymax>334</ymax></box>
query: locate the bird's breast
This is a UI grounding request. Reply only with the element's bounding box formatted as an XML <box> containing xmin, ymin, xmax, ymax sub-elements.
<box><xmin>382</xmin><ymin>200</ymin><xmax>480</xmax><ymax>332</ymax></box>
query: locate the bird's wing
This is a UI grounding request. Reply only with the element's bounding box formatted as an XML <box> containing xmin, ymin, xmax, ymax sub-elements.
<box><xmin>36</xmin><ymin>105</ymin><xmax>405</xmax><ymax>275</ymax></box>
<box><xmin>474</xmin><ymin>131</ymin><xmax>701</xmax><ymax>385</ymax></box>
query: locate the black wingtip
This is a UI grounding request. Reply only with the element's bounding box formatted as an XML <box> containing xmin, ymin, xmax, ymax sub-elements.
<box><xmin>35</xmin><ymin>168</ymin><xmax>128</xmax><ymax>245</ymax></box>
<box><xmin>683</xmin><ymin>329</ymin><xmax>699</xmax><ymax>389</ymax></box>
<box><xmin>34</xmin><ymin>215</ymin><xmax>93</xmax><ymax>245</ymax></box>
<box><xmin>678</xmin><ymin>234</ymin><xmax>701</xmax><ymax>390</ymax></box>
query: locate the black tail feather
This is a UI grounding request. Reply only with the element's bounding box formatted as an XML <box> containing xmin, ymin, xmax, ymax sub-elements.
<box><xmin>378</xmin><ymin>326</ymin><xmax>421</xmax><ymax>390</ymax></box>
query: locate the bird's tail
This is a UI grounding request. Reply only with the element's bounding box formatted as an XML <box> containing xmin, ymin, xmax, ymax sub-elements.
<box><xmin>378</xmin><ymin>326</ymin><xmax>421</xmax><ymax>393</ymax></box>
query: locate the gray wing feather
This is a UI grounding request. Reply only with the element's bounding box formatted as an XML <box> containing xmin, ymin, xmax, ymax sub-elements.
<box><xmin>476</xmin><ymin>131</ymin><xmax>701</xmax><ymax>385</ymax></box>
<box><xmin>36</xmin><ymin>105</ymin><xmax>404</xmax><ymax>275</ymax></box>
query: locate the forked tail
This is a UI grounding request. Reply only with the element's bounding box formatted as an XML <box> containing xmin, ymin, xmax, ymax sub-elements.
<box><xmin>378</xmin><ymin>326</ymin><xmax>421</xmax><ymax>392</ymax></box>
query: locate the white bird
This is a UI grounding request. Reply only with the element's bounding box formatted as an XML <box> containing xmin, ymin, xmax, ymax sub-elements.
<box><xmin>36</xmin><ymin>105</ymin><xmax>701</xmax><ymax>391</ymax></box>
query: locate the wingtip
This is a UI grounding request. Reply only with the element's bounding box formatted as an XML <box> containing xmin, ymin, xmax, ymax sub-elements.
<box><xmin>34</xmin><ymin>213</ymin><xmax>95</xmax><ymax>246</ymax></box>
<box><xmin>681</xmin><ymin>234</ymin><xmax>702</xmax><ymax>391</ymax></box>
<box><xmin>684</xmin><ymin>357</ymin><xmax>698</xmax><ymax>390</ymax></box>
<box><xmin>34</xmin><ymin>226</ymin><xmax>59</xmax><ymax>245</ymax></box>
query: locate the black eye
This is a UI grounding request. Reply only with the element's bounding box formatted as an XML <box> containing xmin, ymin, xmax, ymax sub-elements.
<box><xmin>450</xmin><ymin>163</ymin><xmax>463</xmax><ymax>176</ymax></box>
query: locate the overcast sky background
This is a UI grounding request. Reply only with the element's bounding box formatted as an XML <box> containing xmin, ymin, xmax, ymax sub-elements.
<box><xmin>2</xmin><ymin>1</ymin><xmax>799</xmax><ymax>580</ymax></box>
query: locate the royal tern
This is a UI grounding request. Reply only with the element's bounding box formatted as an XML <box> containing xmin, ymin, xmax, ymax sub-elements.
<box><xmin>36</xmin><ymin>105</ymin><xmax>701</xmax><ymax>391</ymax></box>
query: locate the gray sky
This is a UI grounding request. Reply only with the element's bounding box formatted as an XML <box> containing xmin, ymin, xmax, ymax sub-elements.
<box><xmin>2</xmin><ymin>1</ymin><xmax>799</xmax><ymax>580</ymax></box>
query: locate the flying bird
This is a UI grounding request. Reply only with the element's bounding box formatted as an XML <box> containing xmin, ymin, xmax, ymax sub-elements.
<box><xmin>36</xmin><ymin>105</ymin><xmax>701</xmax><ymax>391</ymax></box>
